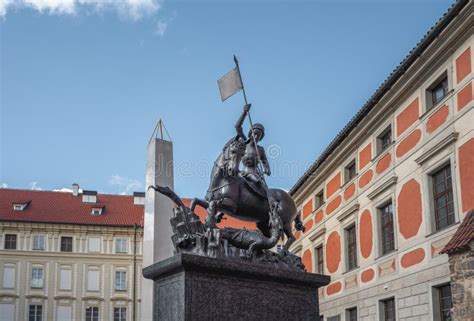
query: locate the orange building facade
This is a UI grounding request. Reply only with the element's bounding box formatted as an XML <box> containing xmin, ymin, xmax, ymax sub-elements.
<box><xmin>289</xmin><ymin>1</ymin><xmax>473</xmax><ymax>321</ymax></box>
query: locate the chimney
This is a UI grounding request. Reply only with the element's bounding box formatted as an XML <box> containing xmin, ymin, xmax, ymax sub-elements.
<box><xmin>82</xmin><ymin>190</ymin><xmax>97</xmax><ymax>203</ymax></box>
<box><xmin>133</xmin><ymin>192</ymin><xmax>145</xmax><ymax>205</ymax></box>
<box><xmin>72</xmin><ymin>183</ymin><xmax>80</xmax><ymax>197</ymax></box>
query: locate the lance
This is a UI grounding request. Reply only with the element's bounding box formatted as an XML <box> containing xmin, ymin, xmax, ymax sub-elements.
<box><xmin>232</xmin><ymin>55</ymin><xmax>275</xmax><ymax>207</ymax></box>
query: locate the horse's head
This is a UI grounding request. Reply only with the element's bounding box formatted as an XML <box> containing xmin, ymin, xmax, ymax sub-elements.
<box><xmin>224</xmin><ymin>138</ymin><xmax>246</xmax><ymax>177</ymax></box>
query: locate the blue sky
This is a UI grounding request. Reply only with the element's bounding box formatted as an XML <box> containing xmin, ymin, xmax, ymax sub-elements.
<box><xmin>0</xmin><ymin>0</ymin><xmax>453</xmax><ymax>197</ymax></box>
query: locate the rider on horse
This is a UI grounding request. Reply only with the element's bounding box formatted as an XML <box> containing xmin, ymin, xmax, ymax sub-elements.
<box><xmin>235</xmin><ymin>104</ymin><xmax>277</xmax><ymax>209</ymax></box>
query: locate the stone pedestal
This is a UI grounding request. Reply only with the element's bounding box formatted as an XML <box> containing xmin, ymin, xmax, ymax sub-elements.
<box><xmin>142</xmin><ymin>253</ymin><xmax>330</xmax><ymax>321</ymax></box>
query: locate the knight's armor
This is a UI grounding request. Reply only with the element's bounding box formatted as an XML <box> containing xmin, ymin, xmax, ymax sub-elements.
<box><xmin>235</xmin><ymin>106</ymin><xmax>272</xmax><ymax>199</ymax></box>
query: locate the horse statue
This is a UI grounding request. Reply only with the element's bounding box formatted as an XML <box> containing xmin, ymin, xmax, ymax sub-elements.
<box><xmin>190</xmin><ymin>137</ymin><xmax>304</xmax><ymax>256</ymax></box>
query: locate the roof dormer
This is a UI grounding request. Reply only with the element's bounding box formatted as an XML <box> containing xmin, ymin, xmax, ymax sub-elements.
<box><xmin>91</xmin><ymin>205</ymin><xmax>105</xmax><ymax>216</ymax></box>
<box><xmin>133</xmin><ymin>192</ymin><xmax>145</xmax><ymax>205</ymax></box>
<box><xmin>82</xmin><ymin>190</ymin><xmax>97</xmax><ymax>203</ymax></box>
<box><xmin>12</xmin><ymin>201</ymin><xmax>30</xmax><ymax>211</ymax></box>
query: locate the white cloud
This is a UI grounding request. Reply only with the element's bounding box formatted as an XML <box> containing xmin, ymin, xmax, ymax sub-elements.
<box><xmin>108</xmin><ymin>175</ymin><xmax>142</xmax><ymax>195</ymax></box>
<box><xmin>0</xmin><ymin>0</ymin><xmax>161</xmax><ymax>20</ymax></box>
<box><xmin>52</xmin><ymin>187</ymin><xmax>83</xmax><ymax>193</ymax></box>
<box><xmin>154</xmin><ymin>19</ymin><xmax>167</xmax><ymax>36</ymax></box>
<box><xmin>29</xmin><ymin>181</ymin><xmax>43</xmax><ymax>190</ymax></box>
<box><xmin>0</xmin><ymin>183</ymin><xmax>8</xmax><ymax>188</ymax></box>
<box><xmin>154</xmin><ymin>11</ymin><xmax>175</xmax><ymax>36</ymax></box>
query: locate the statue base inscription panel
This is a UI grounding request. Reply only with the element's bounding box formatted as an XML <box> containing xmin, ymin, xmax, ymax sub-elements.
<box><xmin>142</xmin><ymin>253</ymin><xmax>330</xmax><ymax>321</ymax></box>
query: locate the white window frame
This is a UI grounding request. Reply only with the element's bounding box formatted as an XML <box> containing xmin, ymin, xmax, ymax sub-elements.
<box><xmin>86</xmin><ymin>267</ymin><xmax>100</xmax><ymax>292</ymax></box>
<box><xmin>32</xmin><ymin>234</ymin><xmax>46</xmax><ymax>251</ymax></box>
<box><xmin>3</xmin><ymin>233</ymin><xmax>17</xmax><ymax>250</ymax></box>
<box><xmin>28</xmin><ymin>304</ymin><xmax>43</xmax><ymax>321</ymax></box>
<box><xmin>2</xmin><ymin>264</ymin><xmax>16</xmax><ymax>289</ymax></box>
<box><xmin>56</xmin><ymin>305</ymin><xmax>72</xmax><ymax>321</ymax></box>
<box><xmin>114</xmin><ymin>307</ymin><xmax>127</xmax><ymax>321</ymax></box>
<box><xmin>115</xmin><ymin>238</ymin><xmax>128</xmax><ymax>254</ymax></box>
<box><xmin>87</xmin><ymin>237</ymin><xmax>101</xmax><ymax>253</ymax></box>
<box><xmin>85</xmin><ymin>306</ymin><xmax>99</xmax><ymax>321</ymax></box>
<box><xmin>115</xmin><ymin>270</ymin><xmax>127</xmax><ymax>292</ymax></box>
<box><xmin>31</xmin><ymin>266</ymin><xmax>44</xmax><ymax>289</ymax></box>
<box><xmin>59</xmin><ymin>266</ymin><xmax>72</xmax><ymax>291</ymax></box>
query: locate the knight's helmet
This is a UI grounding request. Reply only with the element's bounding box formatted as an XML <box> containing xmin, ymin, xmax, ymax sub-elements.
<box><xmin>248</xmin><ymin>123</ymin><xmax>265</xmax><ymax>140</ymax></box>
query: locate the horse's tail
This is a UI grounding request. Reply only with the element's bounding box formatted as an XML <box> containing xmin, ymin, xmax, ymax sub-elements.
<box><xmin>294</xmin><ymin>212</ymin><xmax>305</xmax><ymax>232</ymax></box>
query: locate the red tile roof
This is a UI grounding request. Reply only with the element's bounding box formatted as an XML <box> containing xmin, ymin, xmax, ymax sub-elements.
<box><xmin>0</xmin><ymin>189</ymin><xmax>256</xmax><ymax>230</ymax></box>
<box><xmin>441</xmin><ymin>210</ymin><xmax>474</xmax><ymax>254</ymax></box>
<box><xmin>0</xmin><ymin>189</ymin><xmax>144</xmax><ymax>227</ymax></box>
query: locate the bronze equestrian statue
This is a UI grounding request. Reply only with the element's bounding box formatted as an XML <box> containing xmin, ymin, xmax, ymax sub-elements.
<box><xmin>190</xmin><ymin>105</ymin><xmax>304</xmax><ymax>256</ymax></box>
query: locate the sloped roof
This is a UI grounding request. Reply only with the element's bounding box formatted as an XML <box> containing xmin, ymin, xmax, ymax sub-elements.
<box><xmin>441</xmin><ymin>210</ymin><xmax>474</xmax><ymax>254</ymax></box>
<box><xmin>0</xmin><ymin>188</ymin><xmax>256</xmax><ymax>230</ymax></box>
<box><xmin>0</xmin><ymin>188</ymin><xmax>144</xmax><ymax>227</ymax></box>
<box><xmin>290</xmin><ymin>0</ymin><xmax>469</xmax><ymax>195</ymax></box>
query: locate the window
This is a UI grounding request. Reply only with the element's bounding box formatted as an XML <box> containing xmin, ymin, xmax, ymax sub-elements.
<box><xmin>88</xmin><ymin>237</ymin><xmax>101</xmax><ymax>252</ymax></box>
<box><xmin>379</xmin><ymin>202</ymin><xmax>395</xmax><ymax>255</ymax></box>
<box><xmin>431</xmin><ymin>164</ymin><xmax>455</xmax><ymax>231</ymax></box>
<box><xmin>377</xmin><ymin>126</ymin><xmax>392</xmax><ymax>155</ymax></box>
<box><xmin>314</xmin><ymin>190</ymin><xmax>325</xmax><ymax>209</ymax></box>
<box><xmin>91</xmin><ymin>207</ymin><xmax>103</xmax><ymax>216</ymax></box>
<box><xmin>0</xmin><ymin>303</ymin><xmax>14</xmax><ymax>321</ymax></box>
<box><xmin>4</xmin><ymin>234</ymin><xmax>17</xmax><ymax>250</ymax></box>
<box><xmin>56</xmin><ymin>306</ymin><xmax>72</xmax><ymax>321</ymax></box>
<box><xmin>85</xmin><ymin>307</ymin><xmax>99</xmax><ymax>321</ymax></box>
<box><xmin>115</xmin><ymin>239</ymin><xmax>128</xmax><ymax>253</ymax></box>
<box><xmin>319</xmin><ymin>316</ymin><xmax>324</xmax><ymax>321</ymax></box>
<box><xmin>381</xmin><ymin>298</ymin><xmax>396</xmax><ymax>321</ymax></box>
<box><xmin>59</xmin><ymin>267</ymin><xmax>72</xmax><ymax>290</ymax></box>
<box><xmin>33</xmin><ymin>235</ymin><xmax>45</xmax><ymax>250</ymax></box>
<box><xmin>60</xmin><ymin>237</ymin><xmax>73</xmax><ymax>252</ymax></box>
<box><xmin>2</xmin><ymin>265</ymin><xmax>15</xmax><ymax>289</ymax></box>
<box><xmin>13</xmin><ymin>203</ymin><xmax>27</xmax><ymax>211</ymax></box>
<box><xmin>345</xmin><ymin>160</ymin><xmax>357</xmax><ymax>183</ymax></box>
<box><xmin>29</xmin><ymin>304</ymin><xmax>42</xmax><ymax>321</ymax></box>
<box><xmin>31</xmin><ymin>267</ymin><xmax>44</xmax><ymax>289</ymax></box>
<box><xmin>346</xmin><ymin>307</ymin><xmax>357</xmax><ymax>321</ymax></box>
<box><xmin>315</xmin><ymin>245</ymin><xmax>324</xmax><ymax>274</ymax></box>
<box><xmin>114</xmin><ymin>307</ymin><xmax>127</xmax><ymax>321</ymax></box>
<box><xmin>427</xmin><ymin>72</ymin><xmax>449</xmax><ymax>110</ymax></box>
<box><xmin>3</xmin><ymin>265</ymin><xmax>15</xmax><ymax>288</ymax></box>
<box><xmin>436</xmin><ymin>284</ymin><xmax>453</xmax><ymax>321</ymax></box>
<box><xmin>115</xmin><ymin>271</ymin><xmax>127</xmax><ymax>291</ymax></box>
<box><xmin>327</xmin><ymin>316</ymin><xmax>340</xmax><ymax>321</ymax></box>
<box><xmin>345</xmin><ymin>225</ymin><xmax>357</xmax><ymax>271</ymax></box>
<box><xmin>87</xmin><ymin>269</ymin><xmax>100</xmax><ymax>291</ymax></box>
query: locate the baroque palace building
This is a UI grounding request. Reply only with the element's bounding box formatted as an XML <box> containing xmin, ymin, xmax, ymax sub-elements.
<box><xmin>289</xmin><ymin>1</ymin><xmax>473</xmax><ymax>321</ymax></box>
<box><xmin>0</xmin><ymin>185</ymin><xmax>145</xmax><ymax>321</ymax></box>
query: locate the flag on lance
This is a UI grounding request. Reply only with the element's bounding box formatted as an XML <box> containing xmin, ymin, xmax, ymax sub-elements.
<box><xmin>217</xmin><ymin>67</ymin><xmax>243</xmax><ymax>102</ymax></box>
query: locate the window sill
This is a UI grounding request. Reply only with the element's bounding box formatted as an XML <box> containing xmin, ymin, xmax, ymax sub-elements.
<box><xmin>341</xmin><ymin>176</ymin><xmax>357</xmax><ymax>190</ymax></box>
<box><xmin>420</xmin><ymin>89</ymin><xmax>454</xmax><ymax>120</ymax></box>
<box><xmin>373</xmin><ymin>142</ymin><xmax>395</xmax><ymax>162</ymax></box>
<box><xmin>425</xmin><ymin>221</ymin><xmax>459</xmax><ymax>238</ymax></box>
<box><xmin>375</xmin><ymin>249</ymin><xmax>398</xmax><ymax>261</ymax></box>
<box><xmin>343</xmin><ymin>266</ymin><xmax>359</xmax><ymax>275</ymax></box>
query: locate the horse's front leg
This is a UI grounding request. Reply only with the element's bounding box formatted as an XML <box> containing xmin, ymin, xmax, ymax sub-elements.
<box><xmin>190</xmin><ymin>198</ymin><xmax>209</xmax><ymax>212</ymax></box>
